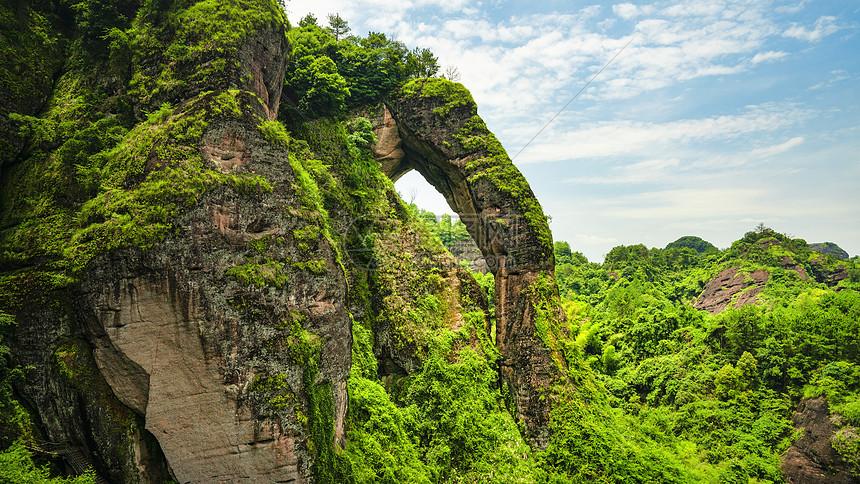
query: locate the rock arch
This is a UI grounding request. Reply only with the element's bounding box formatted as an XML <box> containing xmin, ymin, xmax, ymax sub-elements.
<box><xmin>373</xmin><ymin>79</ymin><xmax>566</xmax><ymax>445</ymax></box>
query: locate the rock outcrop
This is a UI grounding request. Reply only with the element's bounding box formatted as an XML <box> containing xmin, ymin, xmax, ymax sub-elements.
<box><xmin>781</xmin><ymin>398</ymin><xmax>856</xmax><ymax>483</ymax></box>
<box><xmin>1</xmin><ymin>2</ymin><xmax>352</xmax><ymax>482</ymax></box>
<box><xmin>694</xmin><ymin>268</ymin><xmax>769</xmax><ymax>313</ymax></box>
<box><xmin>809</xmin><ymin>242</ymin><xmax>850</xmax><ymax>261</ymax></box>
<box><xmin>374</xmin><ymin>78</ymin><xmax>566</xmax><ymax>446</ymax></box>
<box><xmin>1</xmin><ymin>2</ymin><xmax>569</xmax><ymax>480</ymax></box>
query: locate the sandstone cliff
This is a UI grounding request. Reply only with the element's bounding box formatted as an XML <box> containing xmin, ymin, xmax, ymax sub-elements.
<box><xmin>0</xmin><ymin>1</ymin><xmax>566</xmax><ymax>481</ymax></box>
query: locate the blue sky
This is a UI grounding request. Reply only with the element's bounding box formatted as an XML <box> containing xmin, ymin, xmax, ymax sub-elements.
<box><xmin>286</xmin><ymin>0</ymin><xmax>860</xmax><ymax>261</ymax></box>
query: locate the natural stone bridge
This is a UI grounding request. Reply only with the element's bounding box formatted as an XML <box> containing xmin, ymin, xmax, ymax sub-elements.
<box><xmin>373</xmin><ymin>79</ymin><xmax>567</xmax><ymax>445</ymax></box>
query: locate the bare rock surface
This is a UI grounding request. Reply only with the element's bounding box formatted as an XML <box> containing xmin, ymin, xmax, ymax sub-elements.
<box><xmin>695</xmin><ymin>268</ymin><xmax>769</xmax><ymax>313</ymax></box>
<box><xmin>781</xmin><ymin>398</ymin><xmax>856</xmax><ymax>484</ymax></box>
<box><xmin>92</xmin><ymin>277</ymin><xmax>300</xmax><ymax>483</ymax></box>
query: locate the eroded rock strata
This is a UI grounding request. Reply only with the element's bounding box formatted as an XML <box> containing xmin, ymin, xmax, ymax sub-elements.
<box><xmin>0</xmin><ymin>1</ymin><xmax>565</xmax><ymax>481</ymax></box>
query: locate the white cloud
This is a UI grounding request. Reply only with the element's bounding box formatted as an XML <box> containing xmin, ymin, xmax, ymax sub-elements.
<box><xmin>774</xmin><ymin>1</ymin><xmax>808</xmax><ymax>14</ymax></box>
<box><xmin>517</xmin><ymin>103</ymin><xmax>809</xmax><ymax>164</ymax></box>
<box><xmin>751</xmin><ymin>50</ymin><xmax>788</xmax><ymax>64</ymax></box>
<box><xmin>783</xmin><ymin>16</ymin><xmax>840</xmax><ymax>42</ymax></box>
<box><xmin>567</xmin><ymin>158</ymin><xmax>681</xmax><ymax>184</ymax></box>
<box><xmin>612</xmin><ymin>3</ymin><xmax>655</xmax><ymax>20</ymax></box>
<box><xmin>749</xmin><ymin>136</ymin><xmax>805</xmax><ymax>158</ymax></box>
<box><xmin>809</xmin><ymin>70</ymin><xmax>851</xmax><ymax>91</ymax></box>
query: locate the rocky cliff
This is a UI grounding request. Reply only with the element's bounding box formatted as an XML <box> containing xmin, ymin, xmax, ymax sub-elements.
<box><xmin>0</xmin><ymin>1</ymin><xmax>566</xmax><ymax>481</ymax></box>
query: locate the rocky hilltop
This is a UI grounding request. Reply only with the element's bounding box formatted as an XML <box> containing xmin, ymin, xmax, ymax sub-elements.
<box><xmin>3</xmin><ymin>2</ymin><xmax>859</xmax><ymax>483</ymax></box>
<box><xmin>0</xmin><ymin>1</ymin><xmax>567</xmax><ymax>482</ymax></box>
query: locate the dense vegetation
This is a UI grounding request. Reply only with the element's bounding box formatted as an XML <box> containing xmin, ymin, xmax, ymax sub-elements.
<box><xmin>549</xmin><ymin>227</ymin><xmax>859</xmax><ymax>481</ymax></box>
<box><xmin>2</xmin><ymin>2</ymin><xmax>858</xmax><ymax>482</ymax></box>
<box><xmin>418</xmin><ymin>214</ymin><xmax>860</xmax><ymax>482</ymax></box>
<box><xmin>284</xmin><ymin>14</ymin><xmax>441</xmax><ymax>117</ymax></box>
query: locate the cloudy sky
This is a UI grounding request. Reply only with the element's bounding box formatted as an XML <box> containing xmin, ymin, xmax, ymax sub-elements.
<box><xmin>286</xmin><ymin>0</ymin><xmax>860</xmax><ymax>261</ymax></box>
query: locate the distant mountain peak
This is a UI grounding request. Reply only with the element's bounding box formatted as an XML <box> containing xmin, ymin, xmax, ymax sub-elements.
<box><xmin>808</xmin><ymin>242</ymin><xmax>850</xmax><ymax>260</ymax></box>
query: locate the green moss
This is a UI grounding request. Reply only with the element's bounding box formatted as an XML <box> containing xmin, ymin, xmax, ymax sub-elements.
<box><xmin>226</xmin><ymin>260</ymin><xmax>288</xmax><ymax>289</ymax></box>
<box><xmin>54</xmin><ymin>343</ymin><xmax>80</xmax><ymax>381</ymax></box>
<box><xmin>401</xmin><ymin>78</ymin><xmax>476</xmax><ymax>117</ymax></box>
<box><xmin>309</xmin><ymin>380</ymin><xmax>353</xmax><ymax>482</ymax></box>
<box><xmin>251</xmin><ymin>374</ymin><xmax>295</xmax><ymax>412</ymax></box>
<box><xmin>258</xmin><ymin>119</ymin><xmax>291</xmax><ymax>147</ymax></box>
<box><xmin>292</xmin><ymin>225</ymin><xmax>321</xmax><ymax>251</ymax></box>
<box><xmin>457</xmin><ymin>116</ymin><xmax>553</xmax><ymax>255</ymax></box>
<box><xmin>833</xmin><ymin>428</ymin><xmax>860</xmax><ymax>477</ymax></box>
<box><xmin>292</xmin><ymin>259</ymin><xmax>327</xmax><ymax>275</ymax></box>
<box><xmin>128</xmin><ymin>0</ymin><xmax>289</xmax><ymax>108</ymax></box>
<box><xmin>281</xmin><ymin>318</ymin><xmax>353</xmax><ymax>481</ymax></box>
<box><xmin>350</xmin><ymin>319</ymin><xmax>377</xmax><ymax>380</ymax></box>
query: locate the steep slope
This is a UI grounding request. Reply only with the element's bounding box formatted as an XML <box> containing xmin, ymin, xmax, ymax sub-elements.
<box><xmin>377</xmin><ymin>79</ymin><xmax>566</xmax><ymax>444</ymax></box>
<box><xmin>0</xmin><ymin>1</ymin><xmax>568</xmax><ymax>482</ymax></box>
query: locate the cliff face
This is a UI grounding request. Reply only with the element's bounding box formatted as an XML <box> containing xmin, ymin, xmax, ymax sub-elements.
<box><xmin>0</xmin><ymin>1</ymin><xmax>565</xmax><ymax>481</ymax></box>
<box><xmin>378</xmin><ymin>80</ymin><xmax>566</xmax><ymax>444</ymax></box>
<box><xmin>2</xmin><ymin>1</ymin><xmax>345</xmax><ymax>481</ymax></box>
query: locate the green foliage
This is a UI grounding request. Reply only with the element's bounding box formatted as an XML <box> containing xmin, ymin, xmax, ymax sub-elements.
<box><xmin>399</xmin><ymin>345</ymin><xmax>541</xmax><ymax>482</ymax></box>
<box><xmin>284</xmin><ymin>20</ymin><xmax>441</xmax><ymax>111</ymax></box>
<box><xmin>345</xmin><ymin>376</ymin><xmax>431</xmax><ymax>483</ymax></box>
<box><xmin>410</xmin><ymin>206</ymin><xmax>471</xmax><ymax>251</ymax></box>
<box><xmin>226</xmin><ymin>260</ymin><xmax>288</xmax><ymax>288</ymax></box>
<box><xmin>666</xmin><ymin>236</ymin><xmax>718</xmax><ymax>254</ymax></box>
<box><xmin>289</xmin><ymin>55</ymin><xmax>350</xmax><ymax>115</ymax></box>
<box><xmin>406</xmin><ymin>48</ymin><xmax>440</xmax><ymax>78</ymax></box>
<box><xmin>541</xmin><ymin>387</ymin><xmax>710</xmax><ymax>482</ymax></box>
<box><xmin>346</xmin><ymin>117</ymin><xmax>376</xmax><ymax>147</ymax></box>
<box><xmin>0</xmin><ymin>441</ymin><xmax>96</xmax><ymax>483</ymax></box>
<box><xmin>549</xmin><ymin>227</ymin><xmax>860</xmax><ymax>481</ymax></box>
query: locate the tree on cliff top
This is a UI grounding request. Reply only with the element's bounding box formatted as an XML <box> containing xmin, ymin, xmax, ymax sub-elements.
<box><xmin>327</xmin><ymin>13</ymin><xmax>350</xmax><ymax>40</ymax></box>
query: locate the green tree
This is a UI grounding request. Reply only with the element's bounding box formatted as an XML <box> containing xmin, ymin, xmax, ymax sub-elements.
<box><xmin>299</xmin><ymin>13</ymin><xmax>318</xmax><ymax>27</ymax></box>
<box><xmin>407</xmin><ymin>47</ymin><xmax>439</xmax><ymax>78</ymax></box>
<box><xmin>665</xmin><ymin>236</ymin><xmax>717</xmax><ymax>254</ymax></box>
<box><xmin>602</xmin><ymin>344</ymin><xmax>620</xmax><ymax>375</ymax></box>
<box><xmin>288</xmin><ymin>55</ymin><xmax>349</xmax><ymax>115</ymax></box>
<box><xmin>327</xmin><ymin>13</ymin><xmax>350</xmax><ymax>40</ymax></box>
<box><xmin>554</xmin><ymin>241</ymin><xmax>573</xmax><ymax>263</ymax></box>
<box><xmin>714</xmin><ymin>363</ymin><xmax>741</xmax><ymax>399</ymax></box>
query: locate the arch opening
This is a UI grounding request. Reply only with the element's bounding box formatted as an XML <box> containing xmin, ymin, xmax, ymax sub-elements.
<box><xmin>372</xmin><ymin>96</ymin><xmax>562</xmax><ymax>447</ymax></box>
<box><xmin>396</xmin><ymin>171</ymin><xmax>489</xmax><ymax>274</ymax></box>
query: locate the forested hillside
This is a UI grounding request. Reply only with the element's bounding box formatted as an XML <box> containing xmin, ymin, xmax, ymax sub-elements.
<box><xmin>1</xmin><ymin>1</ymin><xmax>858</xmax><ymax>482</ymax></box>
<box><xmin>421</xmin><ymin>212</ymin><xmax>860</xmax><ymax>482</ymax></box>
